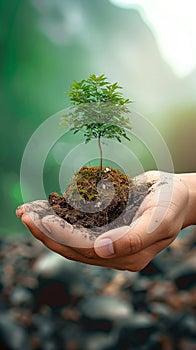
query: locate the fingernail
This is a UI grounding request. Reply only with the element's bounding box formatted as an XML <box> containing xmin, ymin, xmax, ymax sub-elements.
<box><xmin>96</xmin><ymin>238</ymin><xmax>114</xmax><ymax>257</ymax></box>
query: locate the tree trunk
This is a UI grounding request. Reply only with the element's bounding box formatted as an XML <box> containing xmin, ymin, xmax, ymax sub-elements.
<box><xmin>98</xmin><ymin>135</ymin><xmax>102</xmax><ymax>177</ymax></box>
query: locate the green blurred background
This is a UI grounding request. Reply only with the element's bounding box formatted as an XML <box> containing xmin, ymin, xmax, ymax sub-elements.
<box><xmin>1</xmin><ymin>0</ymin><xmax>196</xmax><ymax>235</ymax></box>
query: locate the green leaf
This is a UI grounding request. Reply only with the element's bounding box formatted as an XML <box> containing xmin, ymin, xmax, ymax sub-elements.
<box><xmin>61</xmin><ymin>74</ymin><xmax>134</xmax><ymax>166</ymax></box>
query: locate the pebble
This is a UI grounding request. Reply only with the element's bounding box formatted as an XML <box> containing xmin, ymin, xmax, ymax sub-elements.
<box><xmin>0</xmin><ymin>228</ymin><xmax>195</xmax><ymax>349</ymax></box>
<box><xmin>168</xmin><ymin>263</ymin><xmax>196</xmax><ymax>290</ymax></box>
<box><xmin>79</xmin><ymin>295</ymin><xmax>132</xmax><ymax>320</ymax></box>
<box><xmin>114</xmin><ymin>313</ymin><xmax>157</xmax><ymax>349</ymax></box>
<box><xmin>10</xmin><ymin>286</ymin><xmax>34</xmax><ymax>308</ymax></box>
<box><xmin>0</xmin><ymin>313</ymin><xmax>31</xmax><ymax>350</ymax></box>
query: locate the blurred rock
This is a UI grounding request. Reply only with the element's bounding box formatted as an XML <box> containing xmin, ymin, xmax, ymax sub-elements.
<box><xmin>114</xmin><ymin>313</ymin><xmax>157</xmax><ymax>349</ymax></box>
<box><xmin>80</xmin><ymin>333</ymin><xmax>114</xmax><ymax>350</ymax></box>
<box><xmin>33</xmin><ymin>251</ymin><xmax>88</xmax><ymax>310</ymax></box>
<box><xmin>79</xmin><ymin>295</ymin><xmax>132</xmax><ymax>333</ymax></box>
<box><xmin>168</xmin><ymin>263</ymin><xmax>196</xmax><ymax>290</ymax></box>
<box><xmin>178</xmin><ymin>338</ymin><xmax>196</xmax><ymax>350</ymax></box>
<box><xmin>33</xmin><ymin>251</ymin><xmax>77</xmax><ymax>277</ymax></box>
<box><xmin>0</xmin><ymin>227</ymin><xmax>195</xmax><ymax>349</ymax></box>
<box><xmin>34</xmin><ymin>312</ymin><xmax>57</xmax><ymax>340</ymax></box>
<box><xmin>130</xmin><ymin>278</ymin><xmax>151</xmax><ymax>311</ymax></box>
<box><xmin>177</xmin><ymin>314</ymin><xmax>196</xmax><ymax>340</ymax></box>
<box><xmin>79</xmin><ymin>295</ymin><xmax>132</xmax><ymax>320</ymax></box>
<box><xmin>149</xmin><ymin>302</ymin><xmax>174</xmax><ymax>320</ymax></box>
<box><xmin>139</xmin><ymin>258</ymin><xmax>164</xmax><ymax>277</ymax></box>
<box><xmin>0</xmin><ymin>313</ymin><xmax>31</xmax><ymax>350</ymax></box>
<box><xmin>10</xmin><ymin>286</ymin><xmax>34</xmax><ymax>308</ymax></box>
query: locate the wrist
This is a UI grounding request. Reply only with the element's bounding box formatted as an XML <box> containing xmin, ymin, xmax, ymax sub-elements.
<box><xmin>178</xmin><ymin>173</ymin><xmax>196</xmax><ymax>227</ymax></box>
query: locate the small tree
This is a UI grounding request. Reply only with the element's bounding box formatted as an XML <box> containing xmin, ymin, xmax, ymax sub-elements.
<box><xmin>62</xmin><ymin>74</ymin><xmax>132</xmax><ymax>176</ymax></box>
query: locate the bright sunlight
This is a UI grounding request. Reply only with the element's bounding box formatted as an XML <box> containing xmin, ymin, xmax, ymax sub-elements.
<box><xmin>109</xmin><ymin>0</ymin><xmax>196</xmax><ymax>77</ymax></box>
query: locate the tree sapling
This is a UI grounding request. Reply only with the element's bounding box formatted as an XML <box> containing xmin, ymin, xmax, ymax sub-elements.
<box><xmin>61</xmin><ymin>74</ymin><xmax>132</xmax><ymax>176</ymax></box>
<box><xmin>49</xmin><ymin>74</ymin><xmax>149</xmax><ymax>234</ymax></box>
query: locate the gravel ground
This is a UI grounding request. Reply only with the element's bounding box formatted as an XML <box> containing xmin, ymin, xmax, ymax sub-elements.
<box><xmin>0</xmin><ymin>227</ymin><xmax>195</xmax><ymax>350</ymax></box>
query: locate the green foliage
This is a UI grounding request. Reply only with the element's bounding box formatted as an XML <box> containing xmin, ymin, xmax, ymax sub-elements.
<box><xmin>61</xmin><ymin>74</ymin><xmax>133</xmax><ymax>174</ymax></box>
<box><xmin>62</xmin><ymin>74</ymin><xmax>132</xmax><ymax>142</ymax></box>
<box><xmin>68</xmin><ymin>74</ymin><xmax>131</xmax><ymax>105</ymax></box>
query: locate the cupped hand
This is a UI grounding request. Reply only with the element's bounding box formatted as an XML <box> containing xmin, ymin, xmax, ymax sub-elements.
<box><xmin>16</xmin><ymin>171</ymin><xmax>190</xmax><ymax>271</ymax></box>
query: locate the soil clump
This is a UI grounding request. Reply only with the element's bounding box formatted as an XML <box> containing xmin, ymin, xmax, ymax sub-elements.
<box><xmin>49</xmin><ymin>166</ymin><xmax>149</xmax><ymax>234</ymax></box>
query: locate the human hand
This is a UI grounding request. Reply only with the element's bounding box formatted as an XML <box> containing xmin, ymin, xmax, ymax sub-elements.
<box><xmin>16</xmin><ymin>171</ymin><xmax>195</xmax><ymax>271</ymax></box>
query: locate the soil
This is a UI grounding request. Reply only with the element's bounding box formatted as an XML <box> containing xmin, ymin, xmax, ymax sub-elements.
<box><xmin>49</xmin><ymin>166</ymin><xmax>150</xmax><ymax>234</ymax></box>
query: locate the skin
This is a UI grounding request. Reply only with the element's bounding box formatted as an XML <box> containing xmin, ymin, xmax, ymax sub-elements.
<box><xmin>16</xmin><ymin>171</ymin><xmax>196</xmax><ymax>272</ymax></box>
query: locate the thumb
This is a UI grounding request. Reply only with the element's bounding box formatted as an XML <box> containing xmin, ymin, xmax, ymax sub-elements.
<box><xmin>94</xmin><ymin>212</ymin><xmax>163</xmax><ymax>258</ymax></box>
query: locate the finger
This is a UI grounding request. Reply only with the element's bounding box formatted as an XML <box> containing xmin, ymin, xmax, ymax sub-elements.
<box><xmin>110</xmin><ymin>236</ymin><xmax>176</xmax><ymax>272</ymax></box>
<box><xmin>133</xmin><ymin>174</ymin><xmax>174</xmax><ymax>219</ymax></box>
<box><xmin>41</xmin><ymin>215</ymin><xmax>96</xmax><ymax>249</ymax></box>
<box><xmin>21</xmin><ymin>211</ymin><xmax>52</xmax><ymax>241</ymax></box>
<box><xmin>16</xmin><ymin>200</ymin><xmax>53</xmax><ymax>218</ymax></box>
<box><xmin>21</xmin><ymin>213</ymin><xmax>96</xmax><ymax>263</ymax></box>
<box><xmin>134</xmin><ymin>170</ymin><xmax>173</xmax><ymax>187</ymax></box>
<box><xmin>94</xmin><ymin>205</ymin><xmax>180</xmax><ymax>259</ymax></box>
<box><xmin>133</xmin><ymin>174</ymin><xmax>188</xmax><ymax>228</ymax></box>
<box><xmin>21</xmin><ymin>211</ymin><xmax>175</xmax><ymax>272</ymax></box>
<box><xmin>22</xmin><ymin>212</ymin><xmax>120</xmax><ymax>267</ymax></box>
<box><xmin>16</xmin><ymin>201</ymin><xmax>97</xmax><ymax>249</ymax></box>
<box><xmin>133</xmin><ymin>170</ymin><xmax>160</xmax><ymax>186</ymax></box>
